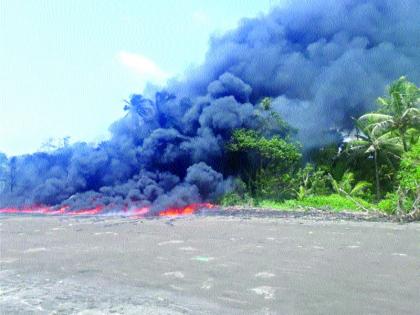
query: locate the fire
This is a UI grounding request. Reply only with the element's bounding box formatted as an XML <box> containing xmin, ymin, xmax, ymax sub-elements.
<box><xmin>0</xmin><ymin>205</ymin><xmax>53</xmax><ymax>215</ymax></box>
<box><xmin>70</xmin><ymin>205</ymin><xmax>104</xmax><ymax>216</ymax></box>
<box><xmin>0</xmin><ymin>205</ymin><xmax>103</xmax><ymax>216</ymax></box>
<box><xmin>129</xmin><ymin>206</ymin><xmax>150</xmax><ymax>219</ymax></box>
<box><xmin>0</xmin><ymin>203</ymin><xmax>215</xmax><ymax>217</ymax></box>
<box><xmin>158</xmin><ymin>203</ymin><xmax>214</xmax><ymax>217</ymax></box>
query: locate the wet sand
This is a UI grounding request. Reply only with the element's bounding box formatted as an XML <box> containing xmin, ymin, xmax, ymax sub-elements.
<box><xmin>1</xmin><ymin>213</ymin><xmax>419</xmax><ymax>314</ymax></box>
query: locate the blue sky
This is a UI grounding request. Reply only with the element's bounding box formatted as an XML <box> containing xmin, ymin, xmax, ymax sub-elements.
<box><xmin>0</xmin><ymin>0</ymin><xmax>277</xmax><ymax>156</ymax></box>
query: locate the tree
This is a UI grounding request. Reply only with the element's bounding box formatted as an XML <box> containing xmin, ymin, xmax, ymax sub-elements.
<box><xmin>255</xmin><ymin>97</ymin><xmax>296</xmax><ymax>139</ymax></box>
<box><xmin>9</xmin><ymin>157</ymin><xmax>17</xmax><ymax>193</ymax></box>
<box><xmin>291</xmin><ymin>164</ymin><xmax>331</xmax><ymax>200</ymax></box>
<box><xmin>358</xmin><ymin>77</ymin><xmax>420</xmax><ymax>152</ymax></box>
<box><xmin>227</xmin><ymin>129</ymin><xmax>301</xmax><ymax>199</ymax></box>
<box><xmin>346</xmin><ymin>118</ymin><xmax>403</xmax><ymax>200</ymax></box>
<box><xmin>0</xmin><ymin>153</ymin><xmax>8</xmax><ymax>192</ymax></box>
<box><xmin>261</xmin><ymin>97</ymin><xmax>272</xmax><ymax>111</ymax></box>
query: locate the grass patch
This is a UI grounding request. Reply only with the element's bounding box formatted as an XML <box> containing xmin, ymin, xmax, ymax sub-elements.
<box><xmin>219</xmin><ymin>192</ymin><xmax>378</xmax><ymax>212</ymax></box>
<box><xmin>256</xmin><ymin>194</ymin><xmax>374</xmax><ymax>212</ymax></box>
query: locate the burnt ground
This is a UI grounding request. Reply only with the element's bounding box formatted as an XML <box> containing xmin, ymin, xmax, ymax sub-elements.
<box><xmin>1</xmin><ymin>210</ymin><xmax>419</xmax><ymax>314</ymax></box>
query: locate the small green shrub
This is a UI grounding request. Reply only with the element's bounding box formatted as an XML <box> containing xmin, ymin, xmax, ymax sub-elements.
<box><xmin>291</xmin><ymin>164</ymin><xmax>331</xmax><ymax>199</ymax></box>
<box><xmin>377</xmin><ymin>193</ymin><xmax>398</xmax><ymax>214</ymax></box>
<box><xmin>219</xmin><ymin>192</ymin><xmax>255</xmax><ymax>207</ymax></box>
<box><xmin>399</xmin><ymin>142</ymin><xmax>420</xmax><ymax>192</ymax></box>
<box><xmin>330</xmin><ymin>171</ymin><xmax>372</xmax><ymax>200</ymax></box>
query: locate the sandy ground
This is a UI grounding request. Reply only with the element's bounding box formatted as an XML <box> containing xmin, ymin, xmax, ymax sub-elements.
<box><xmin>1</xmin><ymin>212</ymin><xmax>419</xmax><ymax>314</ymax></box>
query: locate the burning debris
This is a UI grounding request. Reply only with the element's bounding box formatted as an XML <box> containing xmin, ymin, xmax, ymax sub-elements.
<box><xmin>1</xmin><ymin>0</ymin><xmax>419</xmax><ymax>215</ymax></box>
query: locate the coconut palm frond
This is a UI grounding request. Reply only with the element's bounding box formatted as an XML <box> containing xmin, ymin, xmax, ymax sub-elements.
<box><xmin>358</xmin><ymin>113</ymin><xmax>392</xmax><ymax>123</ymax></box>
<box><xmin>350</xmin><ymin>181</ymin><xmax>371</xmax><ymax>196</ymax></box>
<box><xmin>402</xmin><ymin>107</ymin><xmax>420</xmax><ymax>121</ymax></box>
<box><xmin>375</xmin><ymin>132</ymin><xmax>399</xmax><ymax>142</ymax></box>
<box><xmin>371</xmin><ymin>120</ymin><xmax>394</xmax><ymax>136</ymax></box>
<box><xmin>381</xmin><ymin>142</ymin><xmax>404</xmax><ymax>154</ymax></box>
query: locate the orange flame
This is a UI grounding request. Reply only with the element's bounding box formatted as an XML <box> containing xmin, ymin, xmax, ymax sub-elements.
<box><xmin>0</xmin><ymin>205</ymin><xmax>103</xmax><ymax>216</ymax></box>
<box><xmin>158</xmin><ymin>203</ymin><xmax>214</xmax><ymax>217</ymax></box>
<box><xmin>0</xmin><ymin>202</ymin><xmax>215</xmax><ymax>217</ymax></box>
<box><xmin>129</xmin><ymin>206</ymin><xmax>150</xmax><ymax>219</ymax></box>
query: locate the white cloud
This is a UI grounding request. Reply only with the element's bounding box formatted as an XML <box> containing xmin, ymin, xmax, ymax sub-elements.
<box><xmin>117</xmin><ymin>51</ymin><xmax>169</xmax><ymax>82</ymax></box>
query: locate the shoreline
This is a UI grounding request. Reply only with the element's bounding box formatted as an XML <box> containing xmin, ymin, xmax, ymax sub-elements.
<box><xmin>0</xmin><ymin>206</ymin><xmax>407</xmax><ymax>223</ymax></box>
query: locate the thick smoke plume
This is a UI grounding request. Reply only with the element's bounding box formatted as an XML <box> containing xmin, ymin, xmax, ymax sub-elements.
<box><xmin>1</xmin><ymin>0</ymin><xmax>419</xmax><ymax>212</ymax></box>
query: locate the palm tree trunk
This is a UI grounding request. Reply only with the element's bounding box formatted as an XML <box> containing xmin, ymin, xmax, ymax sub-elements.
<box><xmin>399</xmin><ymin>128</ymin><xmax>408</xmax><ymax>152</ymax></box>
<box><xmin>374</xmin><ymin>150</ymin><xmax>381</xmax><ymax>200</ymax></box>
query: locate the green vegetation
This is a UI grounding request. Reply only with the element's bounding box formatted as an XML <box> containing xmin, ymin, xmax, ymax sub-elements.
<box><xmin>227</xmin><ymin>129</ymin><xmax>301</xmax><ymax>200</ymax></box>
<box><xmin>378</xmin><ymin>142</ymin><xmax>420</xmax><ymax>219</ymax></box>
<box><xmin>220</xmin><ymin>193</ymin><xmax>374</xmax><ymax>212</ymax></box>
<box><xmin>220</xmin><ymin>77</ymin><xmax>420</xmax><ymax>220</ymax></box>
<box><xmin>259</xmin><ymin>195</ymin><xmax>373</xmax><ymax>212</ymax></box>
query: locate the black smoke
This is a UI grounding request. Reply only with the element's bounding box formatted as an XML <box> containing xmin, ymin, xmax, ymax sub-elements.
<box><xmin>1</xmin><ymin>0</ymin><xmax>419</xmax><ymax>211</ymax></box>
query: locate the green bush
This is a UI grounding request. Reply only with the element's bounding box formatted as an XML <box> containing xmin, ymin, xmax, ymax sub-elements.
<box><xmin>330</xmin><ymin>171</ymin><xmax>373</xmax><ymax>201</ymax></box>
<box><xmin>219</xmin><ymin>192</ymin><xmax>255</xmax><ymax>207</ymax></box>
<box><xmin>377</xmin><ymin>193</ymin><xmax>398</xmax><ymax>214</ymax></box>
<box><xmin>382</xmin><ymin>143</ymin><xmax>420</xmax><ymax>216</ymax></box>
<box><xmin>398</xmin><ymin>142</ymin><xmax>419</xmax><ymax>193</ymax></box>
<box><xmin>291</xmin><ymin>164</ymin><xmax>331</xmax><ymax>199</ymax></box>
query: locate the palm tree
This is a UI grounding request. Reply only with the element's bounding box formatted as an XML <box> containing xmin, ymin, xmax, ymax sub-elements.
<box><xmin>347</xmin><ymin>119</ymin><xmax>403</xmax><ymax>200</ymax></box>
<box><xmin>358</xmin><ymin>77</ymin><xmax>420</xmax><ymax>152</ymax></box>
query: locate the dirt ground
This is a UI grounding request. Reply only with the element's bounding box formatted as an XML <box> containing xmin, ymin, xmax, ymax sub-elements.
<box><xmin>1</xmin><ymin>212</ymin><xmax>419</xmax><ymax>314</ymax></box>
